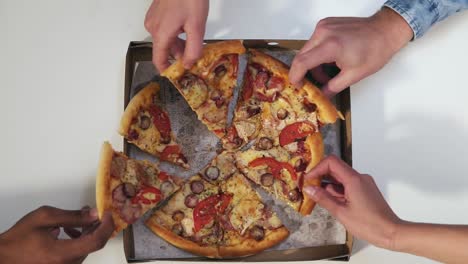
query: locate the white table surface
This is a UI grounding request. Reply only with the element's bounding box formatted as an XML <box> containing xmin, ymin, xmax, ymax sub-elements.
<box><xmin>1</xmin><ymin>0</ymin><xmax>468</xmax><ymax>263</ymax></box>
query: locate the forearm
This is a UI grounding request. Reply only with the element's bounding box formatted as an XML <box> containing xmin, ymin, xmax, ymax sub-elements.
<box><xmin>393</xmin><ymin>221</ymin><xmax>468</xmax><ymax>263</ymax></box>
<box><xmin>384</xmin><ymin>0</ymin><xmax>468</xmax><ymax>39</ymax></box>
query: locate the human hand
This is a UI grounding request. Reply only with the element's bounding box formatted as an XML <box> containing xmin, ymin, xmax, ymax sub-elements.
<box><xmin>289</xmin><ymin>7</ymin><xmax>413</xmax><ymax>98</ymax></box>
<box><xmin>0</xmin><ymin>206</ymin><xmax>114</xmax><ymax>264</ymax></box>
<box><xmin>144</xmin><ymin>0</ymin><xmax>209</xmax><ymax>72</ymax></box>
<box><xmin>303</xmin><ymin>156</ymin><xmax>402</xmax><ymax>250</ymax></box>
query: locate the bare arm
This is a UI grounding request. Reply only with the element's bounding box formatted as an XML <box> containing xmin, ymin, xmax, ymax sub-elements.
<box><xmin>303</xmin><ymin>156</ymin><xmax>468</xmax><ymax>264</ymax></box>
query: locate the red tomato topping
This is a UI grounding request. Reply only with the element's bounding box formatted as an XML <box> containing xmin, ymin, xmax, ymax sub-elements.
<box><xmin>158</xmin><ymin>171</ymin><xmax>169</xmax><ymax>181</ymax></box>
<box><xmin>242</xmin><ymin>66</ymin><xmax>254</xmax><ymax>100</ymax></box>
<box><xmin>148</xmin><ymin>105</ymin><xmax>172</xmax><ymax>139</ymax></box>
<box><xmin>249</xmin><ymin>157</ymin><xmax>297</xmax><ymax>181</ymax></box>
<box><xmin>131</xmin><ymin>186</ymin><xmax>162</xmax><ymax>205</ymax></box>
<box><xmin>192</xmin><ymin>194</ymin><xmax>233</xmax><ymax>232</ymax></box>
<box><xmin>279</xmin><ymin>122</ymin><xmax>315</xmax><ymax>147</ymax></box>
<box><xmin>161</xmin><ymin>145</ymin><xmax>181</xmax><ymax>161</ymax></box>
<box><xmin>228</xmin><ymin>54</ymin><xmax>239</xmax><ymax>77</ymax></box>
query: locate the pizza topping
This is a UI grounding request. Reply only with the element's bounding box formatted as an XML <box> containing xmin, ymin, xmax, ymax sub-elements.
<box><xmin>257</xmin><ymin>137</ymin><xmax>273</xmax><ymax>150</ymax></box>
<box><xmin>185</xmin><ymin>194</ymin><xmax>199</xmax><ymax>208</ymax></box>
<box><xmin>224</xmin><ymin>126</ymin><xmax>243</xmax><ymax>149</ymax></box>
<box><xmin>172</xmin><ymin>211</ymin><xmax>185</xmax><ymax>222</ymax></box>
<box><xmin>214</xmin><ymin>64</ymin><xmax>227</xmax><ymax>77</ymax></box>
<box><xmin>128</xmin><ymin>129</ymin><xmax>139</xmax><ymax>141</ymax></box>
<box><xmin>157</xmin><ymin>171</ymin><xmax>169</xmax><ymax>181</ymax></box>
<box><xmin>205</xmin><ymin>166</ymin><xmax>220</xmax><ymax>181</ymax></box>
<box><xmin>123</xmin><ymin>183</ymin><xmax>137</xmax><ymax>198</ymax></box>
<box><xmin>147</xmin><ymin>105</ymin><xmax>172</xmax><ymax>143</ymax></box>
<box><xmin>139</xmin><ymin>114</ymin><xmax>151</xmax><ymax>130</ymax></box>
<box><xmin>161</xmin><ymin>145</ymin><xmax>187</xmax><ymax>165</ymax></box>
<box><xmin>181</xmin><ymin>217</ymin><xmax>195</xmax><ymax>236</ymax></box>
<box><xmin>249</xmin><ymin>225</ymin><xmax>265</xmax><ymax>241</ymax></box>
<box><xmin>131</xmin><ymin>186</ymin><xmax>162</xmax><ymax>205</ymax></box>
<box><xmin>279</xmin><ymin>122</ymin><xmax>315</xmax><ymax>147</ymax></box>
<box><xmin>303</xmin><ymin>99</ymin><xmax>317</xmax><ymax>112</ymax></box>
<box><xmin>294</xmin><ymin>158</ymin><xmax>307</xmax><ymax>172</ymax></box>
<box><xmin>276</xmin><ymin>108</ymin><xmax>289</xmax><ymax>120</ymax></box>
<box><xmin>288</xmin><ymin>188</ymin><xmax>301</xmax><ymax>202</ymax></box>
<box><xmin>267</xmin><ymin>76</ymin><xmax>284</xmax><ymax>91</ymax></box>
<box><xmin>120</xmin><ymin>201</ymin><xmax>142</xmax><ymax>224</ymax></box>
<box><xmin>246</xmin><ymin>105</ymin><xmax>261</xmax><ymax>117</ymax></box>
<box><xmin>160</xmin><ymin>181</ymin><xmax>174</xmax><ymax>197</ymax></box>
<box><xmin>110</xmin><ymin>155</ymin><xmax>127</xmax><ymax>179</ymax></box>
<box><xmin>193</xmin><ymin>194</ymin><xmax>232</xmax><ymax>232</ymax></box>
<box><xmin>235</xmin><ymin>120</ymin><xmax>257</xmax><ymax>140</ymax></box>
<box><xmin>210</xmin><ymin>89</ymin><xmax>225</xmax><ymax>108</ymax></box>
<box><xmin>219</xmin><ymin>214</ymin><xmax>235</xmax><ymax>231</ymax></box>
<box><xmin>172</xmin><ymin>223</ymin><xmax>184</xmax><ymax>235</ymax></box>
<box><xmin>260</xmin><ymin>173</ymin><xmax>275</xmax><ymax>187</ymax></box>
<box><xmin>178</xmin><ymin>73</ymin><xmax>209</xmax><ymax>109</ymax></box>
<box><xmin>122</xmin><ymin>160</ymin><xmax>143</xmax><ymax>186</ymax></box>
<box><xmin>203</xmin><ymin>108</ymin><xmax>226</xmax><ymax>123</ymax></box>
<box><xmin>266</xmin><ymin>215</ymin><xmax>283</xmax><ymax>229</ymax></box>
<box><xmin>249</xmin><ymin>157</ymin><xmax>298</xmax><ymax>181</ymax></box>
<box><xmin>190</xmin><ymin>180</ymin><xmax>205</xmax><ymax>194</ymax></box>
<box><xmin>112</xmin><ymin>184</ymin><xmax>127</xmax><ymax>205</ymax></box>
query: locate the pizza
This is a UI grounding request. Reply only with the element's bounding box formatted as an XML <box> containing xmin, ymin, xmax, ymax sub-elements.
<box><xmin>119</xmin><ymin>82</ymin><xmax>189</xmax><ymax>168</ymax></box>
<box><xmin>235</xmin><ymin>132</ymin><xmax>324</xmax><ymax>216</ymax></box>
<box><xmin>145</xmin><ymin>173</ymin><xmax>288</xmax><ymax>258</ymax></box>
<box><xmin>96</xmin><ymin>142</ymin><xmax>182</xmax><ymax>235</ymax></box>
<box><xmin>161</xmin><ymin>40</ymin><xmax>246</xmax><ymax>139</ymax></box>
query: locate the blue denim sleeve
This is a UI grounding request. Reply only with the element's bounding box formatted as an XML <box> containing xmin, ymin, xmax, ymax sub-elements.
<box><xmin>384</xmin><ymin>0</ymin><xmax>468</xmax><ymax>39</ymax></box>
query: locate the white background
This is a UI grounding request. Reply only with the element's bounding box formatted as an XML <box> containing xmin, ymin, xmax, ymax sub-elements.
<box><xmin>1</xmin><ymin>0</ymin><xmax>468</xmax><ymax>263</ymax></box>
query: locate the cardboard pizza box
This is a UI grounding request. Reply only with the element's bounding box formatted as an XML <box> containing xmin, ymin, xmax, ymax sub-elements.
<box><xmin>122</xmin><ymin>40</ymin><xmax>353</xmax><ymax>262</ymax></box>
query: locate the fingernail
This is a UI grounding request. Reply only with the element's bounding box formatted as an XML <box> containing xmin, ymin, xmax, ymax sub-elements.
<box><xmin>304</xmin><ymin>186</ymin><xmax>318</xmax><ymax>197</ymax></box>
<box><xmin>89</xmin><ymin>208</ymin><xmax>98</xmax><ymax>219</ymax></box>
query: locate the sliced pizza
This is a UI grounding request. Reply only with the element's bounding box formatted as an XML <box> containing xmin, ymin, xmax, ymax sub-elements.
<box><xmin>161</xmin><ymin>40</ymin><xmax>246</xmax><ymax>139</ymax></box>
<box><xmin>119</xmin><ymin>82</ymin><xmax>189</xmax><ymax>168</ymax></box>
<box><xmin>235</xmin><ymin>131</ymin><xmax>324</xmax><ymax>216</ymax></box>
<box><xmin>199</xmin><ymin>151</ymin><xmax>238</xmax><ymax>185</ymax></box>
<box><xmin>145</xmin><ymin>174</ymin><xmax>223</xmax><ymax>258</ymax></box>
<box><xmin>96</xmin><ymin>142</ymin><xmax>181</xmax><ymax>235</ymax></box>
<box><xmin>218</xmin><ymin>174</ymin><xmax>289</xmax><ymax>258</ymax></box>
<box><xmin>228</xmin><ymin>49</ymin><xmax>342</xmax><ymax>149</ymax></box>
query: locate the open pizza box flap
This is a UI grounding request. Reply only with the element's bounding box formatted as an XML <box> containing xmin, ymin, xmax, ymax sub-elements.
<box><xmin>122</xmin><ymin>40</ymin><xmax>353</xmax><ymax>262</ymax></box>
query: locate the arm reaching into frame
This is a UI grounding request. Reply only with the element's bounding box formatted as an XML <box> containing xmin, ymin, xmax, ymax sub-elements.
<box><xmin>303</xmin><ymin>156</ymin><xmax>468</xmax><ymax>264</ymax></box>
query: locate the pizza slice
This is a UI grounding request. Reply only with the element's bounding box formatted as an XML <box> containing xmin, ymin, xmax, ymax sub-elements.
<box><xmin>235</xmin><ymin>131</ymin><xmax>324</xmax><ymax>216</ymax></box>
<box><xmin>161</xmin><ymin>40</ymin><xmax>246</xmax><ymax>138</ymax></box>
<box><xmin>218</xmin><ymin>173</ymin><xmax>289</xmax><ymax>258</ymax></box>
<box><xmin>96</xmin><ymin>142</ymin><xmax>181</xmax><ymax>235</ymax></box>
<box><xmin>119</xmin><ymin>82</ymin><xmax>189</xmax><ymax>168</ymax></box>
<box><xmin>228</xmin><ymin>49</ymin><xmax>343</xmax><ymax>149</ymax></box>
<box><xmin>199</xmin><ymin>151</ymin><xmax>238</xmax><ymax>185</ymax></box>
<box><xmin>145</xmin><ymin>174</ymin><xmax>223</xmax><ymax>258</ymax></box>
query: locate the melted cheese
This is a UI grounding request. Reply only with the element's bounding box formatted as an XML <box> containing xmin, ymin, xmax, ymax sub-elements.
<box><xmin>181</xmin><ymin>217</ymin><xmax>194</xmax><ymax>236</ymax></box>
<box><xmin>122</xmin><ymin>160</ymin><xmax>140</xmax><ymax>186</ymax></box>
<box><xmin>230</xmin><ymin>199</ymin><xmax>264</xmax><ymax>234</ymax></box>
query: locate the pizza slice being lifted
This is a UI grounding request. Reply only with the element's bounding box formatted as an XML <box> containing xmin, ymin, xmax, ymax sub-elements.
<box><xmin>161</xmin><ymin>40</ymin><xmax>246</xmax><ymax>139</ymax></box>
<box><xmin>96</xmin><ymin>142</ymin><xmax>182</xmax><ymax>235</ymax></box>
<box><xmin>119</xmin><ymin>82</ymin><xmax>189</xmax><ymax>168</ymax></box>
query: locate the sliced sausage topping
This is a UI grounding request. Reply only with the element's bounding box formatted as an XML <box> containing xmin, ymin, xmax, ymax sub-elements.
<box><xmin>172</xmin><ymin>223</ymin><xmax>183</xmax><ymax>235</ymax></box>
<box><xmin>294</xmin><ymin>158</ymin><xmax>307</xmax><ymax>172</ymax></box>
<box><xmin>214</xmin><ymin>64</ymin><xmax>227</xmax><ymax>77</ymax></box>
<box><xmin>190</xmin><ymin>180</ymin><xmax>205</xmax><ymax>194</ymax></box>
<box><xmin>246</xmin><ymin>105</ymin><xmax>261</xmax><ymax>117</ymax></box>
<box><xmin>123</xmin><ymin>183</ymin><xmax>137</xmax><ymax>198</ymax></box>
<box><xmin>139</xmin><ymin>115</ymin><xmax>151</xmax><ymax>130</ymax></box>
<box><xmin>257</xmin><ymin>137</ymin><xmax>273</xmax><ymax>150</ymax></box>
<box><xmin>160</xmin><ymin>181</ymin><xmax>174</xmax><ymax>196</ymax></box>
<box><xmin>276</xmin><ymin>108</ymin><xmax>289</xmax><ymax>120</ymax></box>
<box><xmin>303</xmin><ymin>100</ymin><xmax>317</xmax><ymax>112</ymax></box>
<box><xmin>288</xmin><ymin>188</ymin><xmax>301</xmax><ymax>202</ymax></box>
<box><xmin>249</xmin><ymin>225</ymin><xmax>265</xmax><ymax>241</ymax></box>
<box><xmin>110</xmin><ymin>156</ymin><xmax>127</xmax><ymax>179</ymax></box>
<box><xmin>260</xmin><ymin>173</ymin><xmax>274</xmax><ymax>187</ymax></box>
<box><xmin>205</xmin><ymin>166</ymin><xmax>220</xmax><ymax>181</ymax></box>
<box><xmin>184</xmin><ymin>194</ymin><xmax>199</xmax><ymax>208</ymax></box>
<box><xmin>172</xmin><ymin>211</ymin><xmax>185</xmax><ymax>222</ymax></box>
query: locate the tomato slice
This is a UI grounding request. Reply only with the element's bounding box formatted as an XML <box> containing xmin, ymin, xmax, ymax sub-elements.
<box><xmin>216</xmin><ymin>193</ymin><xmax>232</xmax><ymax>214</ymax></box>
<box><xmin>161</xmin><ymin>145</ymin><xmax>181</xmax><ymax>161</ymax></box>
<box><xmin>279</xmin><ymin>122</ymin><xmax>315</xmax><ymax>147</ymax></box>
<box><xmin>249</xmin><ymin>157</ymin><xmax>297</xmax><ymax>181</ymax></box>
<box><xmin>157</xmin><ymin>171</ymin><xmax>169</xmax><ymax>181</ymax></box>
<box><xmin>131</xmin><ymin>186</ymin><xmax>162</xmax><ymax>205</ymax></box>
<box><xmin>148</xmin><ymin>105</ymin><xmax>172</xmax><ymax>139</ymax></box>
<box><xmin>193</xmin><ymin>195</ymin><xmax>219</xmax><ymax>232</ymax></box>
<box><xmin>242</xmin><ymin>66</ymin><xmax>254</xmax><ymax>100</ymax></box>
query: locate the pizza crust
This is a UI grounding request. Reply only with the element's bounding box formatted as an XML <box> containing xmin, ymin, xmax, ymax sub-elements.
<box><xmin>299</xmin><ymin>132</ymin><xmax>324</xmax><ymax>215</ymax></box>
<box><xmin>161</xmin><ymin>40</ymin><xmax>246</xmax><ymax>81</ymax></box>
<box><xmin>249</xmin><ymin>49</ymin><xmax>343</xmax><ymax>124</ymax></box>
<box><xmin>145</xmin><ymin>219</ymin><xmax>220</xmax><ymax>258</ymax></box>
<box><xmin>218</xmin><ymin>227</ymin><xmax>289</xmax><ymax>258</ymax></box>
<box><xmin>96</xmin><ymin>141</ymin><xmax>113</xmax><ymax>220</ymax></box>
<box><xmin>119</xmin><ymin>82</ymin><xmax>159</xmax><ymax>136</ymax></box>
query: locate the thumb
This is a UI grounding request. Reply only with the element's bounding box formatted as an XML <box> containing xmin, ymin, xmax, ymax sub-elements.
<box><xmin>304</xmin><ymin>186</ymin><xmax>342</xmax><ymax>216</ymax></box>
<box><xmin>322</xmin><ymin>70</ymin><xmax>360</xmax><ymax>98</ymax></box>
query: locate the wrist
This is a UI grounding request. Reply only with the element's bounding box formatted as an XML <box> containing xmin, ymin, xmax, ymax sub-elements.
<box><xmin>370</xmin><ymin>7</ymin><xmax>413</xmax><ymax>54</ymax></box>
<box><xmin>388</xmin><ymin>219</ymin><xmax>411</xmax><ymax>252</ymax></box>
